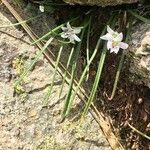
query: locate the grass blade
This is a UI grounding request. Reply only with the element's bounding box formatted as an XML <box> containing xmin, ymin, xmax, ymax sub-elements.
<box><xmin>59</xmin><ymin>46</ymin><xmax>75</xmax><ymax>98</ymax></box>
<box><xmin>61</xmin><ymin>64</ymin><xmax>76</xmax><ymax>121</ymax></box>
<box><xmin>109</xmin><ymin>19</ymin><xmax>132</xmax><ymax>100</ymax></box>
<box><xmin>82</xmin><ymin>16</ymin><xmax>117</xmax><ymax>116</ymax></box>
<box><xmin>128</xmin><ymin>123</ymin><xmax>150</xmax><ymax>141</ymax></box>
<box><xmin>62</xmin><ymin>26</ymin><xmax>86</xmax><ymax>120</ymax></box>
<box><xmin>15</xmin><ymin>37</ymin><xmax>54</xmax><ymax>87</ymax></box>
<box><xmin>31</xmin><ymin>24</ymin><xmax>63</xmax><ymax>45</ymax></box>
<box><xmin>0</xmin><ymin>15</ymin><xmax>41</xmax><ymax>28</ymax></box>
<box><xmin>82</xmin><ymin>45</ymin><xmax>107</xmax><ymax>116</ymax></box>
<box><xmin>86</xmin><ymin>16</ymin><xmax>91</xmax><ymax>81</ymax></box>
<box><xmin>31</xmin><ymin>17</ymin><xmax>79</xmax><ymax>45</ymax></box>
<box><xmin>69</xmin><ymin>18</ymin><xmax>111</xmax><ymax>108</ymax></box>
<box><xmin>128</xmin><ymin>10</ymin><xmax>150</xmax><ymax>24</ymax></box>
<box><xmin>44</xmin><ymin>45</ymin><xmax>64</xmax><ymax>104</ymax></box>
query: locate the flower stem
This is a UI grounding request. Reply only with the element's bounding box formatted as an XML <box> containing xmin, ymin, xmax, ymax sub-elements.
<box><xmin>109</xmin><ymin>19</ymin><xmax>132</xmax><ymax>100</ymax></box>
<box><xmin>82</xmin><ymin>15</ymin><xmax>117</xmax><ymax>116</ymax></box>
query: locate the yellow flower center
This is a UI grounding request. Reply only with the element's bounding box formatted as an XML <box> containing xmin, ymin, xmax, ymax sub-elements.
<box><xmin>112</xmin><ymin>33</ymin><xmax>118</xmax><ymax>38</ymax></box>
<box><xmin>112</xmin><ymin>41</ymin><xmax>119</xmax><ymax>48</ymax></box>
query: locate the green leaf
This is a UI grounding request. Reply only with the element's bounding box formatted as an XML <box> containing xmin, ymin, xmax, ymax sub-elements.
<box><xmin>44</xmin><ymin>45</ymin><xmax>64</xmax><ymax>105</ymax></box>
<box><xmin>69</xmin><ymin>17</ymin><xmax>110</xmax><ymax>110</ymax></box>
<box><xmin>82</xmin><ymin>15</ymin><xmax>117</xmax><ymax>116</ymax></box>
<box><xmin>0</xmin><ymin>15</ymin><xmax>41</xmax><ymax>28</ymax></box>
<box><xmin>82</xmin><ymin>45</ymin><xmax>107</xmax><ymax>116</ymax></box>
<box><xmin>109</xmin><ymin>18</ymin><xmax>133</xmax><ymax>100</ymax></box>
<box><xmin>128</xmin><ymin>123</ymin><xmax>150</xmax><ymax>141</ymax></box>
<box><xmin>128</xmin><ymin>10</ymin><xmax>150</xmax><ymax>24</ymax></box>
<box><xmin>59</xmin><ymin>46</ymin><xmax>75</xmax><ymax>98</ymax></box>
<box><xmin>31</xmin><ymin>24</ymin><xmax>63</xmax><ymax>45</ymax></box>
<box><xmin>31</xmin><ymin>17</ymin><xmax>79</xmax><ymax>45</ymax></box>
<box><xmin>61</xmin><ymin>25</ymin><xmax>86</xmax><ymax>120</ymax></box>
<box><xmin>86</xmin><ymin>16</ymin><xmax>91</xmax><ymax>81</ymax></box>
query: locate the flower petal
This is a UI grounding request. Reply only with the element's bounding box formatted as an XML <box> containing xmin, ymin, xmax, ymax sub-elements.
<box><xmin>100</xmin><ymin>33</ymin><xmax>112</xmax><ymax>41</ymax></box>
<box><xmin>107</xmin><ymin>25</ymin><xmax>114</xmax><ymax>34</ymax></box>
<box><xmin>61</xmin><ymin>33</ymin><xmax>68</xmax><ymax>38</ymax></box>
<box><xmin>110</xmin><ymin>46</ymin><xmax>120</xmax><ymax>54</ymax></box>
<box><xmin>72</xmin><ymin>34</ymin><xmax>81</xmax><ymax>42</ymax></box>
<box><xmin>39</xmin><ymin>5</ymin><xmax>44</xmax><ymax>12</ymax></box>
<box><xmin>73</xmin><ymin>28</ymin><xmax>81</xmax><ymax>34</ymax></box>
<box><xmin>67</xmin><ymin>22</ymin><xmax>72</xmax><ymax>30</ymax></box>
<box><xmin>114</xmin><ymin>32</ymin><xmax>123</xmax><ymax>42</ymax></box>
<box><xmin>107</xmin><ymin>41</ymin><xmax>112</xmax><ymax>50</ymax></box>
<box><xmin>119</xmin><ymin>42</ymin><xmax>129</xmax><ymax>49</ymax></box>
<box><xmin>60</xmin><ymin>22</ymin><xmax>82</xmax><ymax>44</ymax></box>
<box><xmin>69</xmin><ymin>36</ymin><xmax>75</xmax><ymax>44</ymax></box>
<box><xmin>61</xmin><ymin>27</ymin><xmax>68</xmax><ymax>31</ymax></box>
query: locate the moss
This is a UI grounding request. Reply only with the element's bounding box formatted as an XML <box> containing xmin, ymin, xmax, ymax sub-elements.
<box><xmin>64</xmin><ymin>0</ymin><xmax>139</xmax><ymax>6</ymax></box>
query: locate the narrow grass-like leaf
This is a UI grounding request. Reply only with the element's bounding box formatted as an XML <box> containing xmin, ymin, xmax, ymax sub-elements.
<box><xmin>86</xmin><ymin>16</ymin><xmax>91</xmax><ymax>81</ymax></box>
<box><xmin>62</xmin><ymin>26</ymin><xmax>86</xmax><ymax>120</ymax></box>
<box><xmin>128</xmin><ymin>10</ymin><xmax>150</xmax><ymax>24</ymax></box>
<box><xmin>44</xmin><ymin>45</ymin><xmax>64</xmax><ymax>104</ymax></box>
<box><xmin>32</xmin><ymin>17</ymin><xmax>79</xmax><ymax>45</ymax></box>
<box><xmin>109</xmin><ymin>19</ymin><xmax>132</xmax><ymax>100</ymax></box>
<box><xmin>69</xmin><ymin>17</ymin><xmax>111</xmax><ymax>107</ymax></box>
<box><xmin>0</xmin><ymin>15</ymin><xmax>41</xmax><ymax>28</ymax></box>
<box><xmin>31</xmin><ymin>24</ymin><xmax>63</xmax><ymax>45</ymax></box>
<box><xmin>59</xmin><ymin>46</ymin><xmax>75</xmax><ymax>98</ymax></box>
<box><xmin>82</xmin><ymin>45</ymin><xmax>107</xmax><ymax>116</ymax></box>
<box><xmin>15</xmin><ymin>37</ymin><xmax>54</xmax><ymax>87</ymax></box>
<box><xmin>61</xmin><ymin>64</ymin><xmax>76</xmax><ymax>121</ymax></box>
<box><xmin>128</xmin><ymin>123</ymin><xmax>150</xmax><ymax>141</ymax></box>
<box><xmin>82</xmin><ymin>16</ymin><xmax>117</xmax><ymax>116</ymax></box>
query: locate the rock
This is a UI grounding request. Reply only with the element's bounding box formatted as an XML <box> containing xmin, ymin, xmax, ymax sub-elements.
<box><xmin>63</xmin><ymin>0</ymin><xmax>139</xmax><ymax>6</ymax></box>
<box><xmin>28</xmin><ymin>109</ymin><xmax>38</xmax><ymax>118</ymax></box>
<box><xmin>128</xmin><ymin>23</ymin><xmax>150</xmax><ymax>88</ymax></box>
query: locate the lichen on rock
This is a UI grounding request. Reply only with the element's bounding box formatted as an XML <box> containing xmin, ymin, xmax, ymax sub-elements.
<box><xmin>63</xmin><ymin>0</ymin><xmax>139</xmax><ymax>6</ymax></box>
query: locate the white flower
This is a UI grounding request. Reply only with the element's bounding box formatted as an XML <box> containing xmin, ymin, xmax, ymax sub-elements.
<box><xmin>60</xmin><ymin>22</ymin><xmax>82</xmax><ymax>44</ymax></box>
<box><xmin>39</xmin><ymin>5</ymin><xmax>44</xmax><ymax>12</ymax></box>
<box><xmin>100</xmin><ymin>25</ymin><xmax>128</xmax><ymax>54</ymax></box>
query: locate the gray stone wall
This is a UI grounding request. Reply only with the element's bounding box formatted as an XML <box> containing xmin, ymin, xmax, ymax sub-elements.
<box><xmin>63</xmin><ymin>0</ymin><xmax>139</xmax><ymax>6</ymax></box>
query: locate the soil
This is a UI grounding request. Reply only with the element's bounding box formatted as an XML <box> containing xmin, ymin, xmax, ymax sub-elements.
<box><xmin>0</xmin><ymin>0</ymin><xmax>150</xmax><ymax>150</ymax></box>
<box><xmin>96</xmin><ymin>53</ymin><xmax>150</xmax><ymax>149</ymax></box>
